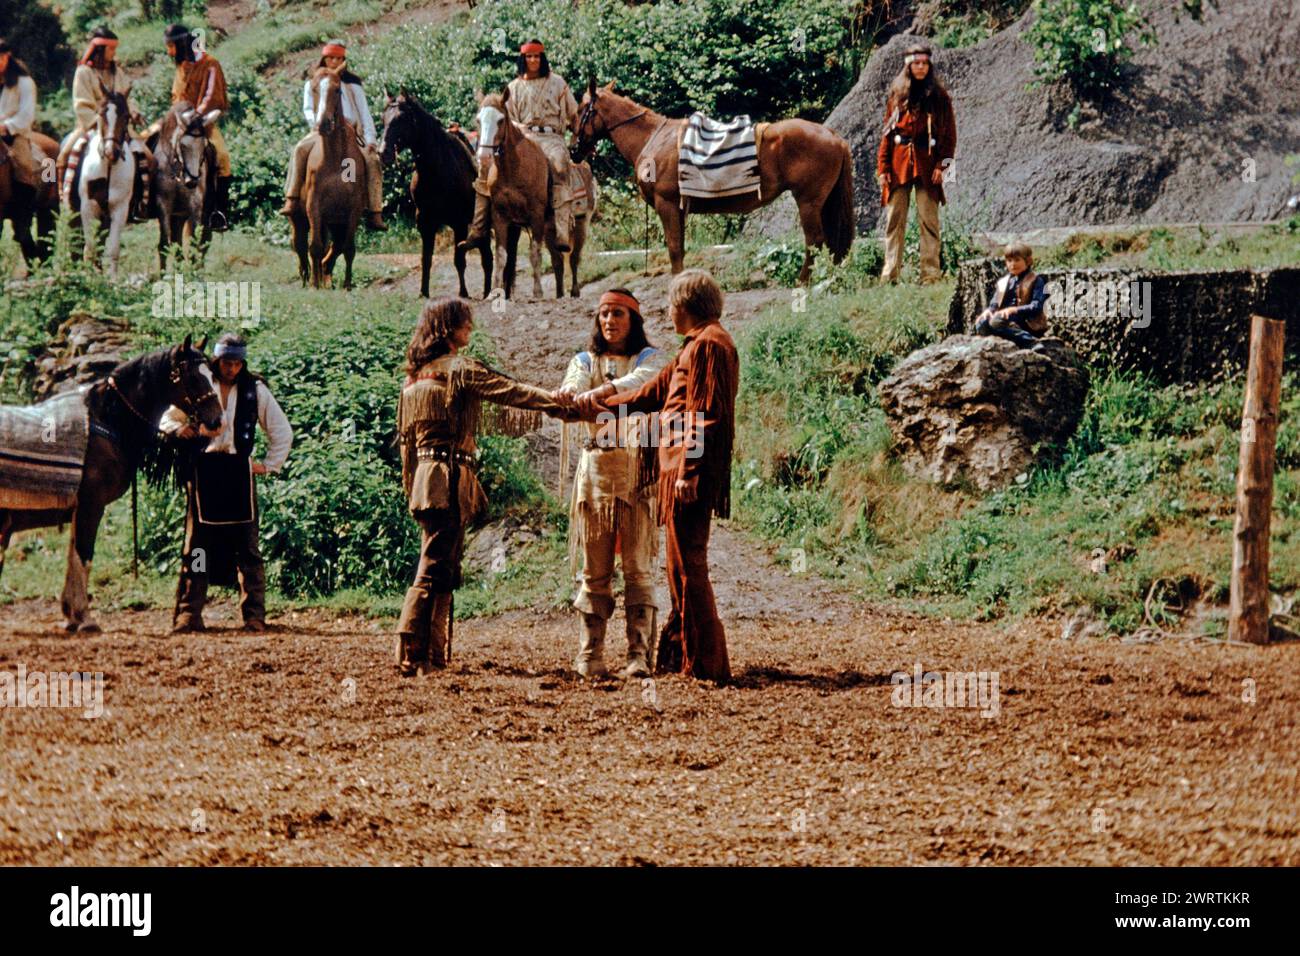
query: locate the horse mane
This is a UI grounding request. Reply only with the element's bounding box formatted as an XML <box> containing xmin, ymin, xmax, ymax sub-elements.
<box><xmin>401</xmin><ymin>95</ymin><xmax>475</xmax><ymax>176</ymax></box>
<box><xmin>86</xmin><ymin>346</ymin><xmax>199</xmax><ymax>489</ymax></box>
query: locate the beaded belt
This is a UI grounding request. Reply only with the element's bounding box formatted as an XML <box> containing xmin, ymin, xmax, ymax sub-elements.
<box><xmin>528</xmin><ymin>125</ymin><xmax>558</xmax><ymax>133</ymax></box>
<box><xmin>579</xmin><ymin>436</ymin><xmax>626</xmax><ymax>451</ymax></box>
<box><xmin>416</xmin><ymin>446</ymin><xmax>477</xmax><ymax>470</ymax></box>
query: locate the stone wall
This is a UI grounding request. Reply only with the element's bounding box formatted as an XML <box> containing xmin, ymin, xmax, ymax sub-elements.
<box><xmin>946</xmin><ymin>261</ymin><xmax>1300</xmax><ymax>384</ymax></box>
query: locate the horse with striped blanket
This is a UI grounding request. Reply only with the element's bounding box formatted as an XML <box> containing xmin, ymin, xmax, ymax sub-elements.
<box><xmin>572</xmin><ymin>80</ymin><xmax>854</xmax><ymax>284</ymax></box>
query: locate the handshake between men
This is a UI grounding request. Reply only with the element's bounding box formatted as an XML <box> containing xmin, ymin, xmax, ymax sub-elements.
<box><xmin>551</xmin><ymin>382</ymin><xmax>617</xmax><ymax>420</ymax></box>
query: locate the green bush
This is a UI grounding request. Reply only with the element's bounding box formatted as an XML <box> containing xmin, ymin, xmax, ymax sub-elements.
<box><xmin>1026</xmin><ymin>0</ymin><xmax>1156</xmax><ymax>97</ymax></box>
<box><xmin>0</xmin><ymin>1</ymin><xmax>76</xmax><ymax>95</ymax></box>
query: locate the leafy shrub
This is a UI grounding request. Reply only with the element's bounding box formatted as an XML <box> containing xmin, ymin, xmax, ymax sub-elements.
<box><xmin>1026</xmin><ymin>0</ymin><xmax>1156</xmax><ymax>97</ymax></box>
<box><xmin>0</xmin><ymin>0</ymin><xmax>75</xmax><ymax>94</ymax></box>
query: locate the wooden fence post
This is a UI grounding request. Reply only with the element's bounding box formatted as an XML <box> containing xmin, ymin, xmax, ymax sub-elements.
<box><xmin>1229</xmin><ymin>313</ymin><xmax>1286</xmax><ymax>645</ymax></box>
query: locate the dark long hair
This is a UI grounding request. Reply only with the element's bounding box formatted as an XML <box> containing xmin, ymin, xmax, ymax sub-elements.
<box><xmin>886</xmin><ymin>46</ymin><xmax>946</xmax><ymax>115</ymax></box>
<box><xmin>406</xmin><ymin>298</ymin><xmax>472</xmax><ymax>377</ymax></box>
<box><xmin>589</xmin><ymin>289</ymin><xmax>652</xmax><ymax>357</ymax></box>
<box><xmin>0</xmin><ymin>39</ymin><xmax>32</xmax><ymax>89</ymax></box>
<box><xmin>515</xmin><ymin>39</ymin><xmax>550</xmax><ymax>78</ymax></box>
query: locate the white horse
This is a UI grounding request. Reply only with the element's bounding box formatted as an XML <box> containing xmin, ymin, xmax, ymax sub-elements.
<box><xmin>78</xmin><ymin>86</ymin><xmax>137</xmax><ymax>280</ymax></box>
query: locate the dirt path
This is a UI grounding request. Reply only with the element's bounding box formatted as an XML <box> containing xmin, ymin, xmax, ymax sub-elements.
<box><xmin>2</xmin><ymin>597</ymin><xmax>1296</xmax><ymax>865</ymax></box>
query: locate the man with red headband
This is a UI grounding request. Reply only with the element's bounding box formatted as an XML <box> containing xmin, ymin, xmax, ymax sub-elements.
<box><xmin>57</xmin><ymin>27</ymin><xmax>152</xmax><ymax>221</ymax></box>
<box><xmin>0</xmin><ymin>39</ymin><xmax>41</xmax><ymax>194</ymax></box>
<box><xmin>597</xmin><ymin>270</ymin><xmax>738</xmax><ymax>684</ymax></box>
<box><xmin>558</xmin><ymin>289</ymin><xmax>665</xmax><ymax>677</ymax></box>
<box><xmin>462</xmin><ymin>38</ymin><xmax>579</xmax><ymax>252</ymax></box>
<box><xmin>279</xmin><ymin>40</ymin><xmax>386</xmax><ymax>231</ymax></box>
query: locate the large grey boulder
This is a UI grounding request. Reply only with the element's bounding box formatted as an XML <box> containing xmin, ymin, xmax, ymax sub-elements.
<box><xmin>879</xmin><ymin>335</ymin><xmax>1089</xmax><ymax>490</ymax></box>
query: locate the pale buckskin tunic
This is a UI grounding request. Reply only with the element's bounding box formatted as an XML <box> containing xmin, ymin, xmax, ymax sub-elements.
<box><xmin>559</xmin><ymin>345</ymin><xmax>665</xmax><ymax>618</ymax></box>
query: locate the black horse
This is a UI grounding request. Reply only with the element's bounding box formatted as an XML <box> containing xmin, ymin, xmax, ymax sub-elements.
<box><xmin>378</xmin><ymin>91</ymin><xmax>490</xmax><ymax>299</ymax></box>
<box><xmin>0</xmin><ymin>337</ymin><xmax>223</xmax><ymax>632</ymax></box>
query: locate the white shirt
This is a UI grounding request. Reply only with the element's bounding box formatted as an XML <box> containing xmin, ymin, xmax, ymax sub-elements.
<box><xmin>0</xmin><ymin>75</ymin><xmax>37</xmax><ymax>137</ymax></box>
<box><xmin>304</xmin><ymin>77</ymin><xmax>377</xmax><ymax>146</ymax></box>
<box><xmin>159</xmin><ymin>365</ymin><xmax>294</xmax><ymax>473</ymax></box>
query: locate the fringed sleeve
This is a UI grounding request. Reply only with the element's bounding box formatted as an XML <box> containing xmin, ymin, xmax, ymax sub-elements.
<box><xmin>460</xmin><ymin>358</ymin><xmax>570</xmax><ymax>436</ymax></box>
<box><xmin>396</xmin><ymin>387</ymin><xmax>416</xmax><ymax>499</ymax></box>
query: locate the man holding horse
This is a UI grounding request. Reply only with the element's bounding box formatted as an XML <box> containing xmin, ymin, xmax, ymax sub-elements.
<box><xmin>463</xmin><ymin>39</ymin><xmax>578</xmax><ymax>253</ymax></box>
<box><xmin>165</xmin><ymin>24</ymin><xmax>233</xmax><ymax>231</ymax></box>
<box><xmin>56</xmin><ymin>27</ymin><xmax>152</xmax><ymax>222</ymax></box>
<box><xmin>280</xmin><ymin>40</ymin><xmax>387</xmax><ymax>232</ymax></box>
<box><xmin>161</xmin><ymin>334</ymin><xmax>293</xmax><ymax>633</ymax></box>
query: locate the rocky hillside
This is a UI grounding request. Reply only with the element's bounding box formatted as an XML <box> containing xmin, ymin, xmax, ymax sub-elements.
<box><xmin>756</xmin><ymin>0</ymin><xmax>1300</xmax><ymax>236</ymax></box>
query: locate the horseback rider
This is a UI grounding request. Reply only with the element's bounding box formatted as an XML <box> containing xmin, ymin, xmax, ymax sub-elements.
<box><xmin>164</xmin><ymin>23</ymin><xmax>233</xmax><ymax>231</ymax></box>
<box><xmin>55</xmin><ymin>28</ymin><xmax>153</xmax><ymax>222</ymax></box>
<box><xmin>161</xmin><ymin>334</ymin><xmax>293</xmax><ymax>634</ymax></box>
<box><xmin>0</xmin><ymin>39</ymin><xmax>42</xmax><ymax>194</ymax></box>
<box><xmin>279</xmin><ymin>40</ymin><xmax>386</xmax><ymax>231</ymax></box>
<box><xmin>461</xmin><ymin>38</ymin><xmax>578</xmax><ymax>253</ymax></box>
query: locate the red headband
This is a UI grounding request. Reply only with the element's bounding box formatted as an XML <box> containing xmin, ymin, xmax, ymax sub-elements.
<box><xmin>520</xmin><ymin>42</ymin><xmax>544</xmax><ymax>54</ymax></box>
<box><xmin>598</xmin><ymin>291</ymin><xmax>640</xmax><ymax>316</ymax></box>
<box><xmin>81</xmin><ymin>37</ymin><xmax>119</xmax><ymax>65</ymax></box>
<box><xmin>322</xmin><ymin>43</ymin><xmax>346</xmax><ymax>58</ymax></box>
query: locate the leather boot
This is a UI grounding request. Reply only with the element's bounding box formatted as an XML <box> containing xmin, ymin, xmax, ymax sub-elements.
<box><xmin>129</xmin><ymin>154</ymin><xmax>151</xmax><ymax>222</ymax></box>
<box><xmin>279</xmin><ymin>197</ymin><xmax>302</xmax><ymax>218</ymax></box>
<box><xmin>457</xmin><ymin>186</ymin><xmax>492</xmax><ymax>251</ymax></box>
<box><xmin>208</xmin><ymin>176</ymin><xmax>232</xmax><ymax>232</ymax></box>
<box><xmin>239</xmin><ymin>560</ymin><xmax>267</xmax><ymax>631</ymax></box>
<box><xmin>365</xmin><ymin>210</ymin><xmax>388</xmax><ymax>231</ymax></box>
<box><xmin>551</xmin><ymin>195</ymin><xmax>573</xmax><ymax>253</ymax></box>
<box><xmin>575</xmin><ymin>612</ymin><xmax>608</xmax><ymax>677</ymax></box>
<box><xmin>425</xmin><ymin>593</ymin><xmax>452</xmax><ymax>672</ymax></box>
<box><xmin>623</xmin><ymin>604</ymin><xmax>656</xmax><ymax>678</ymax></box>
<box><xmin>395</xmin><ymin>630</ymin><xmax>428</xmax><ymax>678</ymax></box>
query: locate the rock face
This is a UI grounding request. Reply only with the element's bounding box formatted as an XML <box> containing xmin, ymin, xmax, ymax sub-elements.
<box><xmin>32</xmin><ymin>312</ymin><xmax>132</xmax><ymax>401</ymax></box>
<box><xmin>879</xmin><ymin>335</ymin><xmax>1089</xmax><ymax>490</ymax></box>
<box><xmin>948</xmin><ymin>260</ymin><xmax>1300</xmax><ymax>385</ymax></box>
<box><xmin>749</xmin><ymin>0</ymin><xmax>1300</xmax><ymax>239</ymax></box>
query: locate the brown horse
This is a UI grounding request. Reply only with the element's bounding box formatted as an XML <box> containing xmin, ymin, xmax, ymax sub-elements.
<box><xmin>0</xmin><ymin>337</ymin><xmax>222</xmax><ymax>633</ymax></box>
<box><xmin>473</xmin><ymin>90</ymin><xmax>549</xmax><ymax>299</ymax></box>
<box><xmin>293</xmin><ymin>67</ymin><xmax>364</xmax><ymax>289</ymax></box>
<box><xmin>152</xmin><ymin>100</ymin><xmax>219</xmax><ymax>272</ymax></box>
<box><xmin>0</xmin><ymin>130</ymin><xmax>58</xmax><ymax>266</ymax></box>
<box><xmin>573</xmin><ymin>80</ymin><xmax>855</xmax><ymax>283</ymax></box>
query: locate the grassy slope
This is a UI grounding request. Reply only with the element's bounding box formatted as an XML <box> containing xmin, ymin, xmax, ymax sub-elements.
<box><xmin>731</xmin><ymin>222</ymin><xmax>1300</xmax><ymax>634</ymax></box>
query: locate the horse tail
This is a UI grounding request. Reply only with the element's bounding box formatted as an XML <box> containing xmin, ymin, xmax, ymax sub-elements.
<box><xmin>822</xmin><ymin>139</ymin><xmax>855</xmax><ymax>264</ymax></box>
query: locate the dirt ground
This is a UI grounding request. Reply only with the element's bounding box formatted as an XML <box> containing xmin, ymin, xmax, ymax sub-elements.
<box><xmin>2</xmin><ymin>521</ymin><xmax>1298</xmax><ymax>866</ymax></box>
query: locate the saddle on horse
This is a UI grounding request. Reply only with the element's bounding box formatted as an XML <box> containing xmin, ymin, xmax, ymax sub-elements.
<box><xmin>0</xmin><ymin>390</ymin><xmax>89</xmax><ymax>514</ymax></box>
<box><xmin>60</xmin><ymin>132</ymin><xmax>152</xmax><ymax>220</ymax></box>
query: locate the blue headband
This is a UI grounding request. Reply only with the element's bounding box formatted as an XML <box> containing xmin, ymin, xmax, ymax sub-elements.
<box><xmin>213</xmin><ymin>342</ymin><xmax>247</xmax><ymax>361</ymax></box>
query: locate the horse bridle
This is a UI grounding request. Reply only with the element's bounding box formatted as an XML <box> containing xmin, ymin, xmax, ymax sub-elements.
<box><xmin>170</xmin><ymin>121</ymin><xmax>208</xmax><ymax>182</ymax></box>
<box><xmin>107</xmin><ymin>354</ymin><xmax>212</xmax><ymax>427</ymax></box>
<box><xmin>97</xmin><ymin>101</ymin><xmax>130</xmax><ymax>163</ymax></box>
<box><xmin>575</xmin><ymin>97</ymin><xmax>648</xmax><ymax>158</ymax></box>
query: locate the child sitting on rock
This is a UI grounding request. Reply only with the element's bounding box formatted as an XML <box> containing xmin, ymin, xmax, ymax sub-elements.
<box><xmin>976</xmin><ymin>242</ymin><xmax>1048</xmax><ymax>350</ymax></box>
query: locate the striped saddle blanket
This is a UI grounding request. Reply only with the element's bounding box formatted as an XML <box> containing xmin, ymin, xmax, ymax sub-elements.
<box><xmin>679</xmin><ymin>112</ymin><xmax>760</xmax><ymax>200</ymax></box>
<box><xmin>0</xmin><ymin>390</ymin><xmax>89</xmax><ymax>512</ymax></box>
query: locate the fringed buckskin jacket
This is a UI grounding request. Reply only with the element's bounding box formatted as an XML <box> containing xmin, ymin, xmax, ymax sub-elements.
<box><xmin>398</xmin><ymin>354</ymin><xmax>567</xmax><ymax>522</ymax></box>
<box><xmin>559</xmin><ymin>345</ymin><xmax>665</xmax><ymax>566</ymax></box>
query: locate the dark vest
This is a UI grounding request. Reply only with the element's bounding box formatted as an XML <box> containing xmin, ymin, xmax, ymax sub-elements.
<box><xmin>208</xmin><ymin>369</ymin><xmax>260</xmax><ymax>458</ymax></box>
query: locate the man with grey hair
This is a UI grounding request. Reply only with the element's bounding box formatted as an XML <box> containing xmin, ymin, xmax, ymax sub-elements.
<box><xmin>160</xmin><ymin>333</ymin><xmax>293</xmax><ymax>633</ymax></box>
